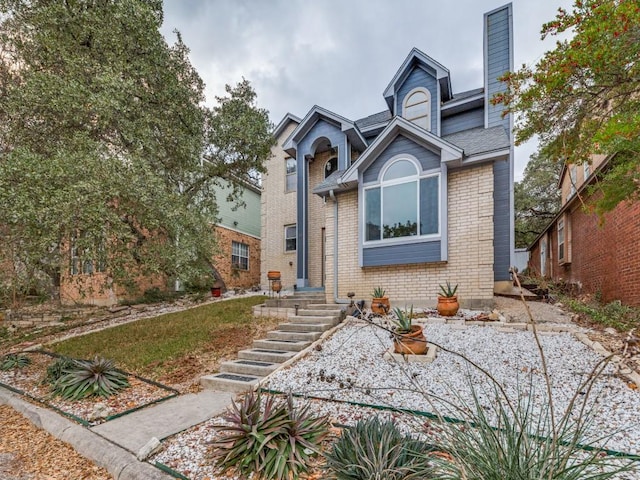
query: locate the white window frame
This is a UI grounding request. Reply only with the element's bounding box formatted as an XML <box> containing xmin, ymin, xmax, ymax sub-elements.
<box><xmin>569</xmin><ymin>165</ymin><xmax>577</xmax><ymax>198</ymax></box>
<box><xmin>284</xmin><ymin>224</ymin><xmax>297</xmax><ymax>252</ymax></box>
<box><xmin>363</xmin><ymin>156</ymin><xmax>440</xmax><ymax>246</ymax></box>
<box><xmin>285</xmin><ymin>157</ymin><xmax>296</xmax><ymax>193</ymax></box>
<box><xmin>583</xmin><ymin>161</ymin><xmax>590</xmax><ymax>179</ymax></box>
<box><xmin>231</xmin><ymin>241</ymin><xmax>249</xmax><ymax>271</ymax></box>
<box><xmin>558</xmin><ymin>217</ymin><xmax>565</xmax><ymax>262</ymax></box>
<box><xmin>402</xmin><ymin>87</ymin><xmax>431</xmax><ymax>132</ymax></box>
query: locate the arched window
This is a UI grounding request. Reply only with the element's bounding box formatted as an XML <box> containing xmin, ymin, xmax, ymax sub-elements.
<box><xmin>402</xmin><ymin>88</ymin><xmax>431</xmax><ymax>131</ymax></box>
<box><xmin>324</xmin><ymin>157</ymin><xmax>338</xmax><ymax>179</ymax></box>
<box><xmin>364</xmin><ymin>157</ymin><xmax>439</xmax><ymax>242</ymax></box>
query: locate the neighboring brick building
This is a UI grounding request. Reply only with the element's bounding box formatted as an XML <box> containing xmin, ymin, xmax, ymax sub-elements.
<box><xmin>60</xmin><ymin>179</ymin><xmax>261</xmax><ymax>306</ymax></box>
<box><xmin>262</xmin><ymin>5</ymin><xmax>515</xmax><ymax>309</ymax></box>
<box><xmin>528</xmin><ymin>155</ymin><xmax>640</xmax><ymax>306</ymax></box>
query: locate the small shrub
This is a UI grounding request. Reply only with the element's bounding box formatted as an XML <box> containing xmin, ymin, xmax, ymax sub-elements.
<box><xmin>211</xmin><ymin>390</ymin><xmax>329</xmax><ymax>480</ymax></box>
<box><xmin>0</xmin><ymin>353</ymin><xmax>31</xmax><ymax>370</ymax></box>
<box><xmin>51</xmin><ymin>356</ymin><xmax>129</xmax><ymax>400</ymax></box>
<box><xmin>43</xmin><ymin>356</ymin><xmax>77</xmax><ymax>385</ymax></box>
<box><xmin>324</xmin><ymin>417</ymin><xmax>436</xmax><ymax>480</ymax></box>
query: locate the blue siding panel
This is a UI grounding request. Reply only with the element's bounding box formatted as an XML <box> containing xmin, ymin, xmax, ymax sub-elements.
<box><xmin>363</xmin><ymin>241</ymin><xmax>441</xmax><ymax>267</ymax></box>
<box><xmin>486</xmin><ymin>5</ymin><xmax>513</xmax><ymax>282</ymax></box>
<box><xmin>395</xmin><ymin>67</ymin><xmax>438</xmax><ymax>132</ymax></box>
<box><xmin>441</xmin><ymin>107</ymin><xmax>484</xmax><ymax>136</ymax></box>
<box><xmin>363</xmin><ymin>135</ymin><xmax>440</xmax><ymax>183</ymax></box>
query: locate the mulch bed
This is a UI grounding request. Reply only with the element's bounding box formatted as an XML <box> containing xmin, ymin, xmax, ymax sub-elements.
<box><xmin>0</xmin><ymin>350</ymin><xmax>178</xmax><ymax>426</ymax></box>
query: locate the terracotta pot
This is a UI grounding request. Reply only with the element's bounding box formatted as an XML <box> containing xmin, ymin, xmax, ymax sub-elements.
<box><xmin>271</xmin><ymin>279</ymin><xmax>282</xmax><ymax>293</ymax></box>
<box><xmin>371</xmin><ymin>296</ymin><xmax>390</xmax><ymax>315</ymax></box>
<box><xmin>393</xmin><ymin>325</ymin><xmax>427</xmax><ymax>355</ymax></box>
<box><xmin>437</xmin><ymin>296</ymin><xmax>459</xmax><ymax>316</ymax></box>
<box><xmin>267</xmin><ymin>271</ymin><xmax>281</xmax><ymax>280</ymax></box>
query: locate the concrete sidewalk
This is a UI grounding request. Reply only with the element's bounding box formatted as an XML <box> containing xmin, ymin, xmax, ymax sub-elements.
<box><xmin>0</xmin><ymin>387</ymin><xmax>234</xmax><ymax>479</ymax></box>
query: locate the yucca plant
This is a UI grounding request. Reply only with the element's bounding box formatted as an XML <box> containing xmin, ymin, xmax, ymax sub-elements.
<box><xmin>0</xmin><ymin>353</ymin><xmax>31</xmax><ymax>371</ymax></box>
<box><xmin>43</xmin><ymin>356</ymin><xmax>77</xmax><ymax>385</ymax></box>
<box><xmin>324</xmin><ymin>417</ymin><xmax>436</xmax><ymax>480</ymax></box>
<box><xmin>51</xmin><ymin>356</ymin><xmax>129</xmax><ymax>400</ymax></box>
<box><xmin>210</xmin><ymin>390</ymin><xmax>330</xmax><ymax>480</ymax></box>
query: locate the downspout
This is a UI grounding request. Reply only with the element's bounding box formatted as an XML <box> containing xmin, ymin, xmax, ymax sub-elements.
<box><xmin>329</xmin><ymin>189</ymin><xmax>350</xmax><ymax>304</ymax></box>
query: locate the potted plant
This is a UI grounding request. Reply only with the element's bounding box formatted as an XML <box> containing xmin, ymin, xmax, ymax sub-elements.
<box><xmin>390</xmin><ymin>306</ymin><xmax>427</xmax><ymax>355</ymax></box>
<box><xmin>437</xmin><ymin>282</ymin><xmax>459</xmax><ymax>316</ymax></box>
<box><xmin>371</xmin><ymin>287</ymin><xmax>390</xmax><ymax>315</ymax></box>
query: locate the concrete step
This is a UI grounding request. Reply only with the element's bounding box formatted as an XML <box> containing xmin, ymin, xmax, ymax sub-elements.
<box><xmin>264</xmin><ymin>298</ymin><xmax>324</xmax><ymax>308</ymax></box>
<box><xmin>307</xmin><ymin>303</ymin><xmax>343</xmax><ymax>310</ymax></box>
<box><xmin>277</xmin><ymin>322</ymin><xmax>332</xmax><ymax>333</ymax></box>
<box><xmin>220</xmin><ymin>359</ymin><xmax>280</xmax><ymax>377</ymax></box>
<box><xmin>297</xmin><ymin>308</ymin><xmax>343</xmax><ymax>317</ymax></box>
<box><xmin>238</xmin><ymin>348</ymin><xmax>297</xmax><ymax>363</ymax></box>
<box><xmin>267</xmin><ymin>330</ymin><xmax>322</xmax><ymax>342</ymax></box>
<box><xmin>201</xmin><ymin>373</ymin><xmax>262</xmax><ymax>393</ymax></box>
<box><xmin>253</xmin><ymin>339</ymin><xmax>312</xmax><ymax>352</ymax></box>
<box><xmin>287</xmin><ymin>315</ymin><xmax>339</xmax><ymax>326</ymax></box>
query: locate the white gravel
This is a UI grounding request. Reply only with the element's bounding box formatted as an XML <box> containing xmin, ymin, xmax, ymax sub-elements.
<box><xmin>154</xmin><ymin>317</ymin><xmax>640</xmax><ymax>479</ymax></box>
<box><xmin>265</xmin><ymin>318</ymin><xmax>640</xmax><ymax>455</ymax></box>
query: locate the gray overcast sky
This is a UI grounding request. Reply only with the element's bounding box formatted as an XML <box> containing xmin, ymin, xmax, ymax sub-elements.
<box><xmin>160</xmin><ymin>0</ymin><xmax>574</xmax><ymax>180</ymax></box>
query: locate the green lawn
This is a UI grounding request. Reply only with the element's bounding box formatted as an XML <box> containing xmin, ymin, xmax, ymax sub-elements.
<box><xmin>50</xmin><ymin>296</ymin><xmax>269</xmax><ymax>380</ymax></box>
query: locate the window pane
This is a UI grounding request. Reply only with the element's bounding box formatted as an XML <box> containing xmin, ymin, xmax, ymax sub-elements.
<box><xmin>383</xmin><ymin>160</ymin><xmax>417</xmax><ymax>181</ymax></box>
<box><xmin>365</xmin><ymin>187</ymin><xmax>381</xmax><ymax>241</ymax></box>
<box><xmin>420</xmin><ymin>176</ymin><xmax>439</xmax><ymax>235</ymax></box>
<box><xmin>325</xmin><ymin>157</ymin><xmax>338</xmax><ymax>179</ymax></box>
<box><xmin>285</xmin><ymin>225</ymin><xmax>296</xmax><ymax>251</ymax></box>
<box><xmin>285</xmin><ymin>158</ymin><xmax>296</xmax><ymax>174</ymax></box>
<box><xmin>383</xmin><ymin>182</ymin><xmax>417</xmax><ymax>238</ymax></box>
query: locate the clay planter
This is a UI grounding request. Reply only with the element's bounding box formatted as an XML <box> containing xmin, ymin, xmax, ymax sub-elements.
<box><xmin>371</xmin><ymin>296</ymin><xmax>390</xmax><ymax>315</ymax></box>
<box><xmin>437</xmin><ymin>296</ymin><xmax>459</xmax><ymax>316</ymax></box>
<box><xmin>393</xmin><ymin>325</ymin><xmax>427</xmax><ymax>355</ymax></box>
<box><xmin>267</xmin><ymin>271</ymin><xmax>281</xmax><ymax>280</ymax></box>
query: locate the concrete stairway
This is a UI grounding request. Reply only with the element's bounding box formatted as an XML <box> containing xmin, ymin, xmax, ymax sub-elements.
<box><xmin>201</xmin><ymin>297</ymin><xmax>344</xmax><ymax>393</ymax></box>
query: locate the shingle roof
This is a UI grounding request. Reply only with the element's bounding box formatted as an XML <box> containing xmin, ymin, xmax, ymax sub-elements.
<box><xmin>312</xmin><ymin>169</ymin><xmax>346</xmax><ymax>195</ymax></box>
<box><xmin>444</xmin><ymin>126</ymin><xmax>509</xmax><ymax>156</ymax></box>
<box><xmin>442</xmin><ymin>87</ymin><xmax>484</xmax><ymax>106</ymax></box>
<box><xmin>355</xmin><ymin>110</ymin><xmax>392</xmax><ymax>130</ymax></box>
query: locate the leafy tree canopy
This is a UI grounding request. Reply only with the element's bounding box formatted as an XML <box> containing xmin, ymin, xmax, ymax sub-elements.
<box><xmin>0</xmin><ymin>0</ymin><xmax>274</xmax><ymax>300</ymax></box>
<box><xmin>514</xmin><ymin>152</ymin><xmax>562</xmax><ymax>248</ymax></box>
<box><xmin>497</xmin><ymin>0</ymin><xmax>640</xmax><ymax>214</ymax></box>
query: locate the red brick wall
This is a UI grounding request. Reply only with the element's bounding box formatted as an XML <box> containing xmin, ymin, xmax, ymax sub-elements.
<box><xmin>212</xmin><ymin>225</ymin><xmax>260</xmax><ymax>290</ymax></box>
<box><xmin>530</xmin><ymin>193</ymin><xmax>640</xmax><ymax>306</ymax></box>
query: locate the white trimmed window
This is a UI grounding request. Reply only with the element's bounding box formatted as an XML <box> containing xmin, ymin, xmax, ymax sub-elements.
<box><xmin>364</xmin><ymin>158</ymin><xmax>439</xmax><ymax>242</ymax></box>
<box><xmin>569</xmin><ymin>165</ymin><xmax>577</xmax><ymax>198</ymax></box>
<box><xmin>402</xmin><ymin>87</ymin><xmax>431</xmax><ymax>131</ymax></box>
<box><xmin>70</xmin><ymin>233</ymin><xmax>106</xmax><ymax>275</ymax></box>
<box><xmin>285</xmin><ymin>157</ymin><xmax>296</xmax><ymax>192</ymax></box>
<box><xmin>558</xmin><ymin>217</ymin><xmax>565</xmax><ymax>262</ymax></box>
<box><xmin>583</xmin><ymin>161</ymin><xmax>590</xmax><ymax>179</ymax></box>
<box><xmin>231</xmin><ymin>241</ymin><xmax>249</xmax><ymax>271</ymax></box>
<box><xmin>284</xmin><ymin>224</ymin><xmax>297</xmax><ymax>252</ymax></box>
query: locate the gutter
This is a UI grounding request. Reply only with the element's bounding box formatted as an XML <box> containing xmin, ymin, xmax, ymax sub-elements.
<box><xmin>329</xmin><ymin>189</ymin><xmax>350</xmax><ymax>304</ymax></box>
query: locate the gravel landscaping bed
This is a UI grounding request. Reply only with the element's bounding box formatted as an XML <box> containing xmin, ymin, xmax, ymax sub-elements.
<box><xmin>154</xmin><ymin>317</ymin><xmax>640</xmax><ymax>480</ymax></box>
<box><xmin>0</xmin><ymin>351</ymin><xmax>177</xmax><ymax>425</ymax></box>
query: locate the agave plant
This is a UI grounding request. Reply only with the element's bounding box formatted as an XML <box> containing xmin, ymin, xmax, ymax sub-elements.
<box><xmin>43</xmin><ymin>356</ymin><xmax>77</xmax><ymax>385</ymax></box>
<box><xmin>372</xmin><ymin>287</ymin><xmax>386</xmax><ymax>298</ymax></box>
<box><xmin>324</xmin><ymin>417</ymin><xmax>436</xmax><ymax>480</ymax></box>
<box><xmin>0</xmin><ymin>353</ymin><xmax>32</xmax><ymax>371</ymax></box>
<box><xmin>210</xmin><ymin>390</ymin><xmax>329</xmax><ymax>480</ymax></box>
<box><xmin>391</xmin><ymin>306</ymin><xmax>414</xmax><ymax>334</ymax></box>
<box><xmin>51</xmin><ymin>356</ymin><xmax>129</xmax><ymax>400</ymax></box>
<box><xmin>438</xmin><ymin>281</ymin><xmax>458</xmax><ymax>298</ymax></box>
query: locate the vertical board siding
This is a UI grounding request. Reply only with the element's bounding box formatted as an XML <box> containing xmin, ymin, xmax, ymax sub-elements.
<box><xmin>215</xmin><ymin>182</ymin><xmax>261</xmax><ymax>238</ymax></box>
<box><xmin>363</xmin><ymin>135</ymin><xmax>440</xmax><ymax>183</ymax></box>
<box><xmin>363</xmin><ymin>240</ymin><xmax>441</xmax><ymax>267</ymax></box>
<box><xmin>395</xmin><ymin>67</ymin><xmax>438</xmax><ymax>133</ymax></box>
<box><xmin>486</xmin><ymin>5</ymin><xmax>513</xmax><ymax>281</ymax></box>
<box><xmin>441</xmin><ymin>107</ymin><xmax>484</xmax><ymax>136</ymax></box>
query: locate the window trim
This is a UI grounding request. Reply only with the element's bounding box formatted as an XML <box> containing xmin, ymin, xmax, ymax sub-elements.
<box><xmin>324</xmin><ymin>156</ymin><xmax>338</xmax><ymax>179</ymax></box>
<box><xmin>568</xmin><ymin>165</ymin><xmax>577</xmax><ymax>198</ymax></box>
<box><xmin>583</xmin><ymin>161</ymin><xmax>590</xmax><ymax>179</ymax></box>
<box><xmin>402</xmin><ymin>87</ymin><xmax>431</xmax><ymax>132</ymax></box>
<box><xmin>284</xmin><ymin>224</ymin><xmax>297</xmax><ymax>252</ymax></box>
<box><xmin>231</xmin><ymin>241</ymin><xmax>249</xmax><ymax>271</ymax></box>
<box><xmin>362</xmin><ymin>156</ymin><xmax>441</xmax><ymax>246</ymax></box>
<box><xmin>557</xmin><ymin>215</ymin><xmax>571</xmax><ymax>264</ymax></box>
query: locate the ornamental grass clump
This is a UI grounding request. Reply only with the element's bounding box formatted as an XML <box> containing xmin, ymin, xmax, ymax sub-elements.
<box><xmin>210</xmin><ymin>390</ymin><xmax>329</xmax><ymax>480</ymax></box>
<box><xmin>51</xmin><ymin>356</ymin><xmax>129</xmax><ymax>400</ymax></box>
<box><xmin>0</xmin><ymin>353</ymin><xmax>31</xmax><ymax>370</ymax></box>
<box><xmin>324</xmin><ymin>417</ymin><xmax>436</xmax><ymax>480</ymax></box>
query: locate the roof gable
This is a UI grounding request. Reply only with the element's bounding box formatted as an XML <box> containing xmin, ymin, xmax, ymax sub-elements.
<box><xmin>273</xmin><ymin>113</ymin><xmax>301</xmax><ymax>140</ymax></box>
<box><xmin>383</xmin><ymin>48</ymin><xmax>452</xmax><ymax>111</ymax></box>
<box><xmin>282</xmin><ymin>105</ymin><xmax>367</xmax><ymax>156</ymax></box>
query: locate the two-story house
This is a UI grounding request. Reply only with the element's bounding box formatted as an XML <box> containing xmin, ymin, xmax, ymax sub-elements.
<box><xmin>528</xmin><ymin>154</ymin><xmax>640</xmax><ymax>306</ymax></box>
<box><xmin>261</xmin><ymin>4</ymin><xmax>515</xmax><ymax>309</ymax></box>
